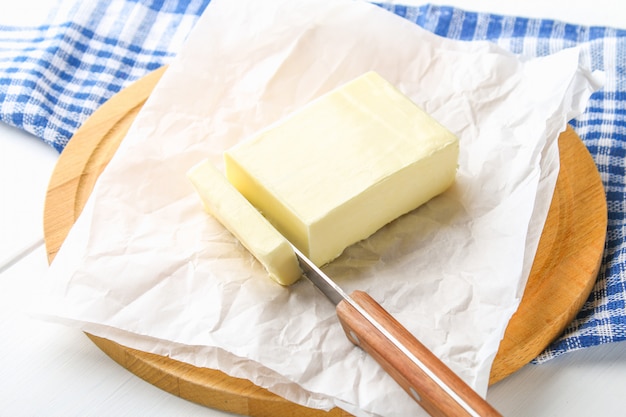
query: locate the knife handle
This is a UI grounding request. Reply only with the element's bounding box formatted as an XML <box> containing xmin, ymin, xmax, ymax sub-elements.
<box><xmin>336</xmin><ymin>290</ymin><xmax>502</xmax><ymax>417</ymax></box>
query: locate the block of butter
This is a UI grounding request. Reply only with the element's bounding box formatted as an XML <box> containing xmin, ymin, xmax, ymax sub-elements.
<box><xmin>187</xmin><ymin>160</ymin><xmax>302</xmax><ymax>285</ymax></box>
<box><xmin>224</xmin><ymin>71</ymin><xmax>459</xmax><ymax>267</ymax></box>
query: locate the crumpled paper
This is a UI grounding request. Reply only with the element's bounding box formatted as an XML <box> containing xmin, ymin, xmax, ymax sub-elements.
<box><xmin>35</xmin><ymin>0</ymin><xmax>602</xmax><ymax>416</ymax></box>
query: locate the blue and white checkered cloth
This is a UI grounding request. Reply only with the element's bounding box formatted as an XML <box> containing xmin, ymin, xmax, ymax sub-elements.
<box><xmin>1</xmin><ymin>1</ymin><xmax>624</xmax><ymax>362</ymax></box>
<box><xmin>0</xmin><ymin>0</ymin><xmax>209</xmax><ymax>152</ymax></box>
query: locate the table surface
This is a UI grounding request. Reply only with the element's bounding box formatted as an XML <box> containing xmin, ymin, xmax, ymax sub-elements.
<box><xmin>2</xmin><ymin>1</ymin><xmax>626</xmax><ymax>416</ymax></box>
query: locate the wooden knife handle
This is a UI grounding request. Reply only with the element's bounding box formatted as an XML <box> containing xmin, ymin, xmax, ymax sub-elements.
<box><xmin>336</xmin><ymin>290</ymin><xmax>502</xmax><ymax>417</ymax></box>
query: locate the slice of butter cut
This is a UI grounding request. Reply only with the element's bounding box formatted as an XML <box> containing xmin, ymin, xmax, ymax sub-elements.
<box><xmin>187</xmin><ymin>160</ymin><xmax>302</xmax><ymax>286</ymax></box>
<box><xmin>224</xmin><ymin>71</ymin><xmax>459</xmax><ymax>267</ymax></box>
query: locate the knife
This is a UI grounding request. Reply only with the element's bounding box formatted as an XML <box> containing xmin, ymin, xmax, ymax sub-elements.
<box><xmin>292</xmin><ymin>244</ymin><xmax>502</xmax><ymax>417</ymax></box>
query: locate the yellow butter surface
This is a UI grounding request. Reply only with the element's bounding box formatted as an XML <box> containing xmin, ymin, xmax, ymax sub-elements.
<box><xmin>187</xmin><ymin>160</ymin><xmax>302</xmax><ymax>285</ymax></box>
<box><xmin>224</xmin><ymin>71</ymin><xmax>459</xmax><ymax>266</ymax></box>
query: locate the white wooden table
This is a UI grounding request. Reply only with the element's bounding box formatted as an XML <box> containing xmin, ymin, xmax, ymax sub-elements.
<box><xmin>2</xmin><ymin>1</ymin><xmax>625</xmax><ymax>416</ymax></box>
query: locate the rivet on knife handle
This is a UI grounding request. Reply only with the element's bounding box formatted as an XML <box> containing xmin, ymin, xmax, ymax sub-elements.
<box><xmin>292</xmin><ymin>245</ymin><xmax>501</xmax><ymax>417</ymax></box>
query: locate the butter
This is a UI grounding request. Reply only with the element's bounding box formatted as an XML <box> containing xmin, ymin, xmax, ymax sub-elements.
<box><xmin>225</xmin><ymin>71</ymin><xmax>459</xmax><ymax>267</ymax></box>
<box><xmin>187</xmin><ymin>160</ymin><xmax>302</xmax><ymax>286</ymax></box>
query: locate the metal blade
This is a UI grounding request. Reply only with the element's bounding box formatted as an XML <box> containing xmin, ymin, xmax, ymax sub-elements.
<box><xmin>291</xmin><ymin>244</ymin><xmax>348</xmax><ymax>306</ymax></box>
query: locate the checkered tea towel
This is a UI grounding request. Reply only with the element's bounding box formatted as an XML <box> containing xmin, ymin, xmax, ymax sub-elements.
<box><xmin>1</xmin><ymin>1</ymin><xmax>624</xmax><ymax>362</ymax></box>
<box><xmin>0</xmin><ymin>0</ymin><xmax>210</xmax><ymax>152</ymax></box>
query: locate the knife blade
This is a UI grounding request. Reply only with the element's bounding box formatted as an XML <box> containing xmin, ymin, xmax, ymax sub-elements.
<box><xmin>291</xmin><ymin>244</ymin><xmax>502</xmax><ymax>417</ymax></box>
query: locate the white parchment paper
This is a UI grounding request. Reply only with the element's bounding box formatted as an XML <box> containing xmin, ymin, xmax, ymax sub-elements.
<box><xmin>36</xmin><ymin>0</ymin><xmax>602</xmax><ymax>416</ymax></box>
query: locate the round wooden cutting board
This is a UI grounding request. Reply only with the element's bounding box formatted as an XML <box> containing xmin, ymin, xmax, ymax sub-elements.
<box><xmin>43</xmin><ymin>66</ymin><xmax>607</xmax><ymax>417</ymax></box>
